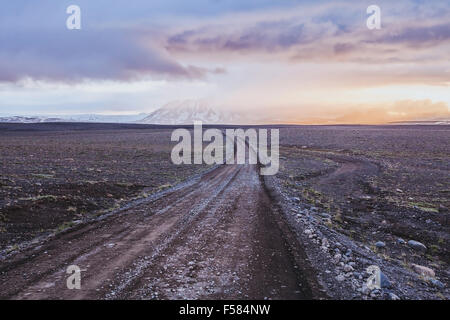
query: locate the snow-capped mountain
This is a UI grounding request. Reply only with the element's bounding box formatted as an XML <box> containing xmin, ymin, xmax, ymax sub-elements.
<box><xmin>391</xmin><ymin>118</ymin><xmax>450</xmax><ymax>125</ymax></box>
<box><xmin>0</xmin><ymin>116</ymin><xmax>64</xmax><ymax>123</ymax></box>
<box><xmin>0</xmin><ymin>114</ymin><xmax>149</xmax><ymax>124</ymax></box>
<box><xmin>138</xmin><ymin>100</ymin><xmax>248</xmax><ymax>125</ymax></box>
<box><xmin>0</xmin><ymin>101</ymin><xmax>272</xmax><ymax>125</ymax></box>
<box><xmin>60</xmin><ymin>113</ymin><xmax>149</xmax><ymax>123</ymax></box>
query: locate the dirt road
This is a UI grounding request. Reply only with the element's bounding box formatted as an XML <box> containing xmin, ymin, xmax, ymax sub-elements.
<box><xmin>0</xmin><ymin>160</ymin><xmax>318</xmax><ymax>300</ymax></box>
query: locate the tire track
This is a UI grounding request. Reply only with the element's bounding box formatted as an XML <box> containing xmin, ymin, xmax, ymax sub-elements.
<box><xmin>1</xmin><ymin>158</ymin><xmax>318</xmax><ymax>300</ymax></box>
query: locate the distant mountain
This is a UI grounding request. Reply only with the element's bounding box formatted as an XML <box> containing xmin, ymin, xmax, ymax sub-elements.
<box><xmin>60</xmin><ymin>113</ymin><xmax>149</xmax><ymax>123</ymax></box>
<box><xmin>0</xmin><ymin>102</ymin><xmax>274</xmax><ymax>125</ymax></box>
<box><xmin>0</xmin><ymin>113</ymin><xmax>149</xmax><ymax>124</ymax></box>
<box><xmin>138</xmin><ymin>100</ymin><xmax>251</xmax><ymax>125</ymax></box>
<box><xmin>390</xmin><ymin>118</ymin><xmax>450</xmax><ymax>125</ymax></box>
<box><xmin>0</xmin><ymin>116</ymin><xmax>64</xmax><ymax>123</ymax></box>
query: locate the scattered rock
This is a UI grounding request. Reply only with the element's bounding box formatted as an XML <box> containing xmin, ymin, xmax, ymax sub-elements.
<box><xmin>380</xmin><ymin>271</ymin><xmax>391</xmax><ymax>288</ymax></box>
<box><xmin>375</xmin><ymin>241</ymin><xmax>386</xmax><ymax>248</ymax></box>
<box><xmin>360</xmin><ymin>284</ymin><xmax>371</xmax><ymax>295</ymax></box>
<box><xmin>397</xmin><ymin>238</ymin><xmax>405</xmax><ymax>245</ymax></box>
<box><xmin>388</xmin><ymin>292</ymin><xmax>400</xmax><ymax>300</ymax></box>
<box><xmin>408</xmin><ymin>240</ymin><xmax>427</xmax><ymax>252</ymax></box>
<box><xmin>370</xmin><ymin>289</ymin><xmax>381</xmax><ymax>298</ymax></box>
<box><xmin>430</xmin><ymin>279</ymin><xmax>445</xmax><ymax>290</ymax></box>
<box><xmin>438</xmin><ymin>205</ymin><xmax>448</xmax><ymax>214</ymax></box>
<box><xmin>412</xmin><ymin>264</ymin><xmax>435</xmax><ymax>278</ymax></box>
<box><xmin>332</xmin><ymin>253</ymin><xmax>341</xmax><ymax>264</ymax></box>
<box><xmin>344</xmin><ymin>264</ymin><xmax>354</xmax><ymax>272</ymax></box>
<box><xmin>336</xmin><ymin>274</ymin><xmax>345</xmax><ymax>282</ymax></box>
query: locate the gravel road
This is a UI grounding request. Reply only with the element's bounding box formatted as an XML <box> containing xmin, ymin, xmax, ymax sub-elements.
<box><xmin>0</xmin><ymin>159</ymin><xmax>318</xmax><ymax>299</ymax></box>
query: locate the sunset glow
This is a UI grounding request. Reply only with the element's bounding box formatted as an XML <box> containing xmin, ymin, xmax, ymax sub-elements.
<box><xmin>0</xmin><ymin>0</ymin><xmax>449</xmax><ymax>123</ymax></box>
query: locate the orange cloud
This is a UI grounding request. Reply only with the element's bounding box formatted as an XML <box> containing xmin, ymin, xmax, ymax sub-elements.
<box><xmin>321</xmin><ymin>100</ymin><xmax>449</xmax><ymax>124</ymax></box>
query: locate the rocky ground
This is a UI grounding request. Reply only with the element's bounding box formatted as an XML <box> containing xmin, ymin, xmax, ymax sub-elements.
<box><xmin>0</xmin><ymin>124</ymin><xmax>209</xmax><ymax>253</ymax></box>
<box><xmin>270</xmin><ymin>125</ymin><xmax>449</xmax><ymax>299</ymax></box>
<box><xmin>0</xmin><ymin>134</ymin><xmax>320</xmax><ymax>300</ymax></box>
<box><xmin>0</xmin><ymin>123</ymin><xmax>448</xmax><ymax>300</ymax></box>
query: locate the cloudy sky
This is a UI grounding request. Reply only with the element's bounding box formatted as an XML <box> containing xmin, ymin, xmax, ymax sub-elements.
<box><xmin>0</xmin><ymin>0</ymin><xmax>449</xmax><ymax>123</ymax></box>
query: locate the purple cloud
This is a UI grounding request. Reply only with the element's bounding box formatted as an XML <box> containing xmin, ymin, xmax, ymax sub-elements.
<box><xmin>168</xmin><ymin>20</ymin><xmax>315</xmax><ymax>53</ymax></box>
<box><xmin>166</xmin><ymin>13</ymin><xmax>450</xmax><ymax>65</ymax></box>
<box><xmin>373</xmin><ymin>23</ymin><xmax>450</xmax><ymax>47</ymax></box>
<box><xmin>0</xmin><ymin>28</ymin><xmax>218</xmax><ymax>83</ymax></box>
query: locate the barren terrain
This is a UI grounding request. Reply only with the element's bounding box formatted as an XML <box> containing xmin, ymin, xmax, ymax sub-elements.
<box><xmin>0</xmin><ymin>123</ymin><xmax>448</xmax><ymax>300</ymax></box>
<box><xmin>0</xmin><ymin>124</ymin><xmax>207</xmax><ymax>251</ymax></box>
<box><xmin>0</xmin><ymin>123</ymin><xmax>320</xmax><ymax>300</ymax></box>
<box><xmin>273</xmin><ymin>125</ymin><xmax>449</xmax><ymax>299</ymax></box>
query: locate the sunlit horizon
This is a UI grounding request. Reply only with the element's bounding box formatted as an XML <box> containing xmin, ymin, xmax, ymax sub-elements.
<box><xmin>0</xmin><ymin>0</ymin><xmax>449</xmax><ymax>124</ymax></box>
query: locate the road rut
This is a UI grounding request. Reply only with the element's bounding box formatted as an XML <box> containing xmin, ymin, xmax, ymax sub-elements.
<box><xmin>0</xmin><ymin>161</ymin><xmax>316</xmax><ymax>300</ymax></box>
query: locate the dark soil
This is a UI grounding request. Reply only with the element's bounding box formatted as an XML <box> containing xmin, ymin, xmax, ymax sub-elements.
<box><xmin>0</xmin><ymin>123</ymin><xmax>448</xmax><ymax>300</ymax></box>
<box><xmin>0</xmin><ymin>124</ymin><xmax>208</xmax><ymax>251</ymax></box>
<box><xmin>0</xmin><ymin>136</ymin><xmax>320</xmax><ymax>300</ymax></box>
<box><xmin>274</xmin><ymin>125</ymin><xmax>449</xmax><ymax>299</ymax></box>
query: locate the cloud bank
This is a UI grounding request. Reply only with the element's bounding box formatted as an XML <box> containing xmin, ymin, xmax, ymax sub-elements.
<box><xmin>0</xmin><ymin>0</ymin><xmax>449</xmax><ymax>123</ymax></box>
